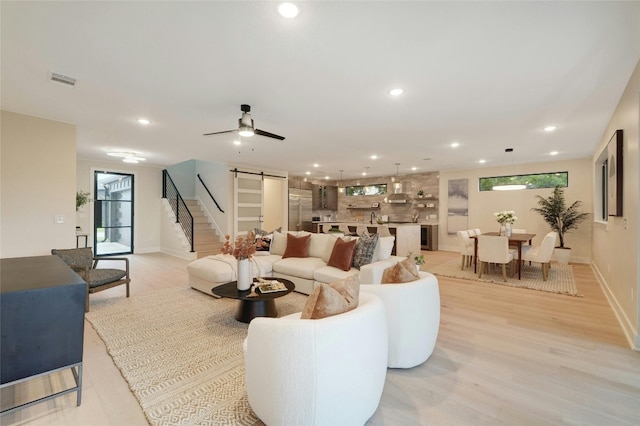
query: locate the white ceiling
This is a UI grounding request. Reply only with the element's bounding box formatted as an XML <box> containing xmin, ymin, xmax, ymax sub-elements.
<box><xmin>2</xmin><ymin>1</ymin><xmax>639</xmax><ymax>180</ymax></box>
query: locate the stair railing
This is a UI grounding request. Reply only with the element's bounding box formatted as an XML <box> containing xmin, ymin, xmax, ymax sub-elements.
<box><xmin>162</xmin><ymin>170</ymin><xmax>194</xmax><ymax>252</ymax></box>
<box><xmin>197</xmin><ymin>174</ymin><xmax>224</xmax><ymax>213</ymax></box>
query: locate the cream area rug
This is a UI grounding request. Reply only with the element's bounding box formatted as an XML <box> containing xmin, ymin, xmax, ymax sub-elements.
<box><xmin>85</xmin><ymin>287</ymin><xmax>308</xmax><ymax>426</ymax></box>
<box><xmin>430</xmin><ymin>258</ymin><xmax>580</xmax><ymax>297</ymax></box>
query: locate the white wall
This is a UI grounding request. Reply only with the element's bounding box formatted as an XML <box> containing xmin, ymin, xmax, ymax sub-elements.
<box><xmin>591</xmin><ymin>60</ymin><xmax>640</xmax><ymax>350</ymax></box>
<box><xmin>439</xmin><ymin>158</ymin><xmax>593</xmax><ymax>263</ymax></box>
<box><xmin>1</xmin><ymin>111</ymin><xmax>77</xmax><ymax>257</ymax></box>
<box><xmin>76</xmin><ymin>159</ymin><xmax>163</xmax><ymax>254</ymax></box>
<box><xmin>166</xmin><ymin>160</ymin><xmax>197</xmax><ymax>198</ymax></box>
<box><xmin>195</xmin><ymin>160</ymin><xmax>229</xmax><ymax>237</ymax></box>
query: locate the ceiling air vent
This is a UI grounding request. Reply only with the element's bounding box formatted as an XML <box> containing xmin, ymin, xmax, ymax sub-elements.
<box><xmin>50</xmin><ymin>72</ymin><xmax>77</xmax><ymax>87</ymax></box>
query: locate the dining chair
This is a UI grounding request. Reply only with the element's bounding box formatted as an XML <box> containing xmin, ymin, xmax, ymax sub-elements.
<box><xmin>322</xmin><ymin>223</ymin><xmax>334</xmax><ymax>234</ymax></box>
<box><xmin>473</xmin><ymin>228</ymin><xmax>481</xmax><ymax>236</ymax></box>
<box><xmin>377</xmin><ymin>225</ymin><xmax>392</xmax><ymax>237</ymax></box>
<box><xmin>466</xmin><ymin>229</ymin><xmax>477</xmax><ymax>237</ymax></box>
<box><xmin>519</xmin><ymin>232</ymin><xmax>557</xmax><ymax>281</ymax></box>
<box><xmin>456</xmin><ymin>230</ymin><xmax>474</xmax><ymax>270</ymax></box>
<box><xmin>477</xmin><ymin>235</ymin><xmax>514</xmax><ymax>281</ymax></box>
<box><xmin>338</xmin><ymin>224</ymin><xmax>353</xmax><ymax>235</ymax></box>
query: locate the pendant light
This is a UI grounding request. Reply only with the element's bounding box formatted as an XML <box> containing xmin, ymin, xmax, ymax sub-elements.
<box><xmin>338</xmin><ymin>170</ymin><xmax>344</xmax><ymax>193</ymax></box>
<box><xmin>493</xmin><ymin>148</ymin><xmax>526</xmax><ymax>191</ymax></box>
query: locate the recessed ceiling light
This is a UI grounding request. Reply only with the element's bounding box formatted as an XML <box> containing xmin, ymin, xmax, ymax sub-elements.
<box><xmin>544</xmin><ymin>125</ymin><xmax>557</xmax><ymax>132</ymax></box>
<box><xmin>278</xmin><ymin>2</ymin><xmax>299</xmax><ymax>18</ymax></box>
<box><xmin>108</xmin><ymin>151</ymin><xmax>146</xmax><ymax>163</ymax></box>
<box><xmin>411</xmin><ymin>167</ymin><xmax>417</xmax><ymax>171</ymax></box>
<box><xmin>371</xmin><ymin>155</ymin><xmax>378</xmax><ymax>160</ymax></box>
<box><xmin>389</xmin><ymin>88</ymin><xmax>404</xmax><ymax>96</ymax></box>
<box><xmin>325</xmin><ymin>176</ymin><xmax>330</xmax><ymax>180</ymax></box>
<box><xmin>137</xmin><ymin>118</ymin><xmax>150</xmax><ymax>125</ymax></box>
<box><xmin>233</xmin><ymin>140</ymin><xmax>241</xmax><ymax>146</ymax></box>
<box><xmin>550</xmin><ymin>151</ymin><xmax>559</xmax><ymax>156</ymax></box>
<box><xmin>361</xmin><ymin>171</ymin><xmax>367</xmax><ymax>176</ymax></box>
<box><xmin>305</xmin><ymin>171</ymin><xmax>311</xmax><ymax>175</ymax></box>
<box><xmin>313</xmin><ymin>163</ymin><xmax>319</xmax><ymax>168</ymax></box>
<box><xmin>450</xmin><ymin>142</ymin><xmax>460</xmax><ymax>148</ymax></box>
<box><xmin>478</xmin><ymin>159</ymin><xmax>486</xmax><ymax>164</ymax></box>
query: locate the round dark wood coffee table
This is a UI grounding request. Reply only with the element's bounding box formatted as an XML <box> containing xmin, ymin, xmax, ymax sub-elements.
<box><xmin>211</xmin><ymin>278</ymin><xmax>295</xmax><ymax>323</ymax></box>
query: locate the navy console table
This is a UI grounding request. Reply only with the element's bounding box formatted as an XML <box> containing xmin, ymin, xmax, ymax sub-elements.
<box><xmin>0</xmin><ymin>255</ymin><xmax>86</xmax><ymax>415</ymax></box>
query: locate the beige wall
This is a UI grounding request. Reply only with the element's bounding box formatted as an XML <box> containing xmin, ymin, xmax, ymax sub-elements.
<box><xmin>591</xmin><ymin>60</ymin><xmax>640</xmax><ymax>350</ymax></box>
<box><xmin>76</xmin><ymin>159</ymin><xmax>164</xmax><ymax>254</ymax></box>
<box><xmin>1</xmin><ymin>111</ymin><xmax>77</xmax><ymax>257</ymax></box>
<box><xmin>439</xmin><ymin>158</ymin><xmax>593</xmax><ymax>263</ymax></box>
<box><xmin>264</xmin><ymin>177</ymin><xmax>287</xmax><ymax>232</ymax></box>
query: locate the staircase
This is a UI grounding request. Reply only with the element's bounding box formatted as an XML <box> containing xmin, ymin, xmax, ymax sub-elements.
<box><xmin>184</xmin><ymin>200</ymin><xmax>224</xmax><ymax>258</ymax></box>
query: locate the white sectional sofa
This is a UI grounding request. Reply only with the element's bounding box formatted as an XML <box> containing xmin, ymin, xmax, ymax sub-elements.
<box><xmin>188</xmin><ymin>231</ymin><xmax>403</xmax><ymax>295</ymax></box>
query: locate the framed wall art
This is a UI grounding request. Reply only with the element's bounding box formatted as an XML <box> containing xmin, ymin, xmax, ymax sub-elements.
<box><xmin>607</xmin><ymin>129</ymin><xmax>623</xmax><ymax>217</ymax></box>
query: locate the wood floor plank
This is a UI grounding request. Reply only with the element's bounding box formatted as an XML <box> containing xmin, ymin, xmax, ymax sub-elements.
<box><xmin>2</xmin><ymin>251</ymin><xmax>639</xmax><ymax>425</ymax></box>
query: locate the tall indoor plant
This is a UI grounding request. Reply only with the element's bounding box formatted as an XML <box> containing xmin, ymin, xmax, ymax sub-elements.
<box><xmin>531</xmin><ymin>187</ymin><xmax>589</xmax><ymax>264</ymax></box>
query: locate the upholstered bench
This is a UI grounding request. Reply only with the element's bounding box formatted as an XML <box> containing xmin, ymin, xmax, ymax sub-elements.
<box><xmin>187</xmin><ymin>254</ymin><xmax>278</xmax><ymax>295</ymax></box>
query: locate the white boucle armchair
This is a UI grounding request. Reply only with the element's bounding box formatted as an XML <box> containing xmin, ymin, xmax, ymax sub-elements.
<box><xmin>243</xmin><ymin>292</ymin><xmax>388</xmax><ymax>426</ymax></box>
<box><xmin>361</xmin><ymin>272</ymin><xmax>440</xmax><ymax>368</ymax></box>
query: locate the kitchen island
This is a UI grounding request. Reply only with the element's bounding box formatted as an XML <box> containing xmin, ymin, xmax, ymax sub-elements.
<box><xmin>314</xmin><ymin>222</ymin><xmax>422</xmax><ymax>256</ymax></box>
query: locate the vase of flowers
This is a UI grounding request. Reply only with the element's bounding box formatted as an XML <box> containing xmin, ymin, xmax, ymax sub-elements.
<box><xmin>494</xmin><ymin>210</ymin><xmax>517</xmax><ymax>236</ymax></box>
<box><xmin>221</xmin><ymin>231</ymin><xmax>257</xmax><ymax>291</ymax></box>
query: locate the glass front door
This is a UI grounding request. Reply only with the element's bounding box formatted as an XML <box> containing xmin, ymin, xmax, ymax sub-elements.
<box><xmin>94</xmin><ymin>171</ymin><xmax>134</xmax><ymax>256</ymax></box>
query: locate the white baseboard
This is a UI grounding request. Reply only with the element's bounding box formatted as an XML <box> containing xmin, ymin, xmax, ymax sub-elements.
<box><xmin>134</xmin><ymin>246</ymin><xmax>160</xmax><ymax>254</ymax></box>
<box><xmin>160</xmin><ymin>247</ymin><xmax>197</xmax><ymax>261</ymax></box>
<box><xmin>591</xmin><ymin>262</ymin><xmax>639</xmax><ymax>351</ymax></box>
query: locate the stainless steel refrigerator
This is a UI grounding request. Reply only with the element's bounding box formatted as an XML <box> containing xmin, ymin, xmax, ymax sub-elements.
<box><xmin>288</xmin><ymin>188</ymin><xmax>313</xmax><ymax>232</ymax></box>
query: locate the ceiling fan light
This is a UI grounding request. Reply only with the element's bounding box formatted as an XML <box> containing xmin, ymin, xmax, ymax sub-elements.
<box><xmin>239</xmin><ymin>126</ymin><xmax>254</xmax><ymax>137</ymax></box>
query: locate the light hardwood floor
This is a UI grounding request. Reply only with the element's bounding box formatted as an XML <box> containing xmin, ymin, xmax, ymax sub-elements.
<box><xmin>1</xmin><ymin>251</ymin><xmax>639</xmax><ymax>425</ymax></box>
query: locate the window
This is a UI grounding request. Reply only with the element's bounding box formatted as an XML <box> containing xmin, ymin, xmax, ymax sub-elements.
<box><xmin>345</xmin><ymin>184</ymin><xmax>387</xmax><ymax>196</ymax></box>
<box><xmin>479</xmin><ymin>172</ymin><xmax>568</xmax><ymax>192</ymax></box>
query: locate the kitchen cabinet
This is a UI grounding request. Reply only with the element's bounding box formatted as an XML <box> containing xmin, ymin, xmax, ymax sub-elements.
<box><xmin>312</xmin><ymin>185</ymin><xmax>338</xmax><ymax>210</ymax></box>
<box><xmin>288</xmin><ymin>180</ymin><xmax>313</xmax><ymax>190</ymax></box>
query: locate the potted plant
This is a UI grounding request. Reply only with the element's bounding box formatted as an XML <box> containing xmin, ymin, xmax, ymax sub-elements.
<box><xmin>221</xmin><ymin>231</ymin><xmax>257</xmax><ymax>290</ymax></box>
<box><xmin>76</xmin><ymin>190</ymin><xmax>91</xmax><ymax>211</ymax></box>
<box><xmin>407</xmin><ymin>251</ymin><xmax>425</xmax><ymax>272</ymax></box>
<box><xmin>531</xmin><ymin>186</ymin><xmax>589</xmax><ymax>265</ymax></box>
<box><xmin>416</xmin><ymin>190</ymin><xmax>425</xmax><ymax>198</ymax></box>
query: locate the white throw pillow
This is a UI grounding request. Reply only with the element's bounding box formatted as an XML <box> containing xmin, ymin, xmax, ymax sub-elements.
<box><xmin>270</xmin><ymin>231</ymin><xmax>287</xmax><ymax>256</ymax></box>
<box><xmin>372</xmin><ymin>236</ymin><xmax>395</xmax><ymax>262</ymax></box>
<box><xmin>309</xmin><ymin>233</ymin><xmax>331</xmax><ymax>259</ymax></box>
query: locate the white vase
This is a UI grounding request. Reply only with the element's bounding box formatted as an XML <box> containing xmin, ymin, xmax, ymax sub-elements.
<box><xmin>236</xmin><ymin>258</ymin><xmax>252</xmax><ymax>291</ymax></box>
<box><xmin>499</xmin><ymin>225</ymin><xmax>506</xmax><ymax>236</ymax></box>
<box><xmin>505</xmin><ymin>223</ymin><xmax>512</xmax><ymax>237</ymax></box>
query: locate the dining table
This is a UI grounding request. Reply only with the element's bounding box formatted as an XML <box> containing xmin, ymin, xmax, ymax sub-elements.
<box><xmin>472</xmin><ymin>232</ymin><xmax>536</xmax><ymax>279</ymax></box>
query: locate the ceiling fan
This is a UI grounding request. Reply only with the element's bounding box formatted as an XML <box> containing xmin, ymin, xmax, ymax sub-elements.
<box><xmin>203</xmin><ymin>104</ymin><xmax>285</xmax><ymax>140</ymax></box>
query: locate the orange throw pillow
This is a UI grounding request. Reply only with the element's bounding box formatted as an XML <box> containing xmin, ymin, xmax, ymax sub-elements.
<box><xmin>300</xmin><ymin>274</ymin><xmax>360</xmax><ymax>319</ymax></box>
<box><xmin>381</xmin><ymin>258</ymin><xmax>420</xmax><ymax>284</ymax></box>
<box><xmin>282</xmin><ymin>233</ymin><xmax>311</xmax><ymax>258</ymax></box>
<box><xmin>327</xmin><ymin>238</ymin><xmax>357</xmax><ymax>271</ymax></box>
